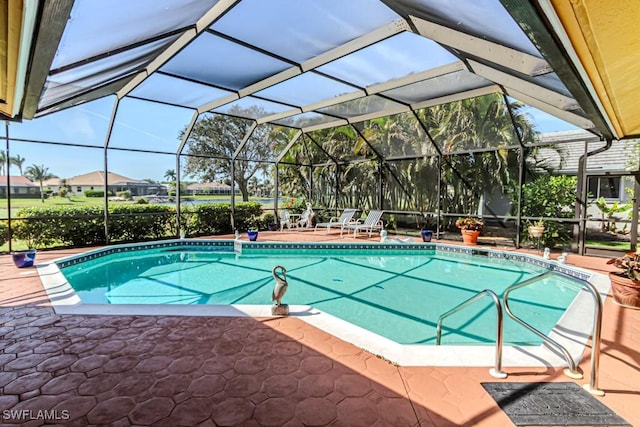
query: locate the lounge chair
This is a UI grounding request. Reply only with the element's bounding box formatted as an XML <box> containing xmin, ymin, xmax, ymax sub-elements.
<box><xmin>341</xmin><ymin>210</ymin><xmax>384</xmax><ymax>238</ymax></box>
<box><xmin>295</xmin><ymin>204</ymin><xmax>315</xmax><ymax>229</ymax></box>
<box><xmin>314</xmin><ymin>208</ymin><xmax>358</xmax><ymax>234</ymax></box>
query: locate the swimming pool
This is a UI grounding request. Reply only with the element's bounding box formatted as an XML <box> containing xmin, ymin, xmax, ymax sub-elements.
<box><xmin>38</xmin><ymin>239</ymin><xmax>609</xmax><ymax>367</ymax></box>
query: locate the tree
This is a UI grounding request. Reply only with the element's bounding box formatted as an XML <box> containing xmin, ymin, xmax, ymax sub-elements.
<box><xmin>10</xmin><ymin>154</ymin><xmax>26</xmax><ymax>175</ymax></box>
<box><xmin>0</xmin><ymin>150</ymin><xmax>6</xmax><ymax>175</ymax></box>
<box><xmin>420</xmin><ymin>94</ymin><xmax>537</xmax><ymax>220</ymax></box>
<box><xmin>25</xmin><ymin>164</ymin><xmax>56</xmax><ymax>203</ymax></box>
<box><xmin>59</xmin><ymin>178</ymin><xmax>70</xmax><ymax>198</ymax></box>
<box><xmin>164</xmin><ymin>169</ymin><xmax>176</xmax><ymax>182</ymax></box>
<box><xmin>181</xmin><ymin>107</ymin><xmax>288</xmax><ymax>201</ymax></box>
<box><xmin>513</xmin><ymin>174</ymin><xmax>577</xmax><ymax>247</ymax></box>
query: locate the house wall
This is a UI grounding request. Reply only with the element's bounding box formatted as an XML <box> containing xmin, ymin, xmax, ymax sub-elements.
<box><xmin>0</xmin><ymin>186</ymin><xmax>40</xmax><ymax>198</ymax></box>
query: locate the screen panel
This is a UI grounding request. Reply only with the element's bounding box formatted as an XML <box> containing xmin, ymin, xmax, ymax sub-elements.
<box><xmin>212</xmin><ymin>0</ymin><xmax>400</xmax><ymax>63</ymax></box>
<box><xmin>109</xmin><ymin>98</ymin><xmax>193</xmax><ymax>153</ymax></box>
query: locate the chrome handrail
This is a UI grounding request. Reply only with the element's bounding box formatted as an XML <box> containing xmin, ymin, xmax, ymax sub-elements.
<box><xmin>436</xmin><ymin>289</ymin><xmax>506</xmax><ymax>379</ymax></box>
<box><xmin>503</xmin><ymin>271</ymin><xmax>604</xmax><ymax>395</ymax></box>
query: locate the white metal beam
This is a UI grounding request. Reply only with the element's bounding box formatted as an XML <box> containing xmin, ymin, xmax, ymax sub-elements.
<box><xmin>301</xmin><ymin>119</ymin><xmax>349</xmax><ymax>133</ymax></box>
<box><xmin>505</xmin><ymin>88</ymin><xmax>596</xmax><ymax>129</ymax></box>
<box><xmin>347</xmin><ymin>104</ymin><xmax>410</xmax><ymax>125</ymax></box>
<box><xmin>257</xmin><ymin>62</ymin><xmax>464</xmax><ymax>126</ymax></box>
<box><xmin>255</xmin><ymin>108</ymin><xmax>302</xmax><ymax>125</ymax></box>
<box><xmin>232</xmin><ymin>122</ymin><xmax>258</xmax><ymax>160</ymax></box>
<box><xmin>411</xmin><ymin>85</ymin><xmax>500</xmax><ymax>110</ymax></box>
<box><xmin>116</xmin><ymin>0</ymin><xmax>240</xmax><ymax>99</ymax></box>
<box><xmin>276</xmin><ymin>130</ymin><xmax>303</xmax><ymax>163</ymax></box>
<box><xmin>410</xmin><ymin>16</ymin><xmax>551</xmax><ymax>77</ymax></box>
<box><xmin>468</xmin><ymin>60</ymin><xmax>580</xmax><ymax>110</ymax></box>
<box><xmin>300</xmin><ymin>19</ymin><xmax>411</xmax><ymax>72</ymax></box>
<box><xmin>366</xmin><ymin>62</ymin><xmax>465</xmax><ymax>94</ymax></box>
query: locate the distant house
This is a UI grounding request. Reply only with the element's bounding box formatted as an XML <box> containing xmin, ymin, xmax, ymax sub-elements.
<box><xmin>0</xmin><ymin>176</ymin><xmax>40</xmax><ymax>198</ymax></box>
<box><xmin>186</xmin><ymin>182</ymin><xmax>234</xmax><ymax>195</ymax></box>
<box><xmin>531</xmin><ymin>130</ymin><xmax>639</xmax><ymax>203</ymax></box>
<box><xmin>43</xmin><ymin>171</ymin><xmax>167</xmax><ymax>197</ymax></box>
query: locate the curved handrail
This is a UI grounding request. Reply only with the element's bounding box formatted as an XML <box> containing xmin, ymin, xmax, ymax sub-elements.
<box><xmin>503</xmin><ymin>271</ymin><xmax>604</xmax><ymax>394</ymax></box>
<box><xmin>436</xmin><ymin>289</ymin><xmax>506</xmax><ymax>378</ymax></box>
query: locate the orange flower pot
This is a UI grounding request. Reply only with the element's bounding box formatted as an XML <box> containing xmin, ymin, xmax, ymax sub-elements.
<box><xmin>609</xmin><ymin>272</ymin><xmax>640</xmax><ymax>309</ymax></box>
<box><xmin>461</xmin><ymin>229</ymin><xmax>480</xmax><ymax>245</ymax></box>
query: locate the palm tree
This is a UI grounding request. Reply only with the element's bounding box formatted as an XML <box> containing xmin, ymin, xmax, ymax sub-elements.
<box><xmin>10</xmin><ymin>154</ymin><xmax>26</xmax><ymax>175</ymax></box>
<box><xmin>0</xmin><ymin>150</ymin><xmax>6</xmax><ymax>175</ymax></box>
<box><xmin>164</xmin><ymin>169</ymin><xmax>176</xmax><ymax>182</ymax></box>
<box><xmin>25</xmin><ymin>164</ymin><xmax>56</xmax><ymax>203</ymax></box>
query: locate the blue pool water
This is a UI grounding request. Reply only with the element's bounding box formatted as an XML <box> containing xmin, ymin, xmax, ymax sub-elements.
<box><xmin>60</xmin><ymin>245</ymin><xmax>583</xmax><ymax>346</ymax></box>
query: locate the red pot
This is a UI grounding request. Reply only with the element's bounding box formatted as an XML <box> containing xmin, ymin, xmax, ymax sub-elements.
<box><xmin>609</xmin><ymin>272</ymin><xmax>640</xmax><ymax>309</ymax></box>
<box><xmin>461</xmin><ymin>229</ymin><xmax>480</xmax><ymax>245</ymax></box>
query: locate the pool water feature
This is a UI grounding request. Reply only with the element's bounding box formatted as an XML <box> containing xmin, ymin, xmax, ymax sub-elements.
<box><xmin>57</xmin><ymin>242</ymin><xmax>585</xmax><ymax>347</ymax></box>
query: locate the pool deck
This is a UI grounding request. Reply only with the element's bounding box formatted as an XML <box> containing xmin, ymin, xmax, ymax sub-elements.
<box><xmin>1</xmin><ymin>231</ymin><xmax>638</xmax><ymax>426</ymax></box>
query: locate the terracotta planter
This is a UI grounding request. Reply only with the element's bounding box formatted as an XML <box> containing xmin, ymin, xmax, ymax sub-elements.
<box><xmin>609</xmin><ymin>272</ymin><xmax>640</xmax><ymax>309</ymax></box>
<box><xmin>528</xmin><ymin>225</ymin><xmax>545</xmax><ymax>239</ymax></box>
<box><xmin>461</xmin><ymin>229</ymin><xmax>480</xmax><ymax>245</ymax></box>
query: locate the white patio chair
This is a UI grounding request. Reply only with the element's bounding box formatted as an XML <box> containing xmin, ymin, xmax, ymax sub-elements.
<box><xmin>280</xmin><ymin>210</ymin><xmax>292</xmax><ymax>231</ymax></box>
<box><xmin>295</xmin><ymin>204</ymin><xmax>315</xmax><ymax>229</ymax></box>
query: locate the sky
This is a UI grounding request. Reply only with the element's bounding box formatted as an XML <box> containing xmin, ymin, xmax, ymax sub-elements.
<box><xmin>2</xmin><ymin>95</ymin><xmax>580</xmax><ymax>183</ymax></box>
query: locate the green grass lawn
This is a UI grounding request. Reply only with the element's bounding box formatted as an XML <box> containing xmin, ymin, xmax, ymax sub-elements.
<box><xmin>0</xmin><ymin>195</ymin><xmax>275</xmax><ymax>216</ymax></box>
<box><xmin>585</xmin><ymin>240</ymin><xmax>631</xmax><ymax>250</ymax></box>
<box><xmin>0</xmin><ymin>196</ymin><xmax>107</xmax><ymax>216</ymax></box>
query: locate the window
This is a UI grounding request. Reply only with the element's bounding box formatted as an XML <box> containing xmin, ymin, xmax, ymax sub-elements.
<box><xmin>587</xmin><ymin>176</ymin><xmax>621</xmax><ymax>199</ymax></box>
<box><xmin>77</xmin><ymin>187</ymin><xmax>82</xmax><ymax>192</ymax></box>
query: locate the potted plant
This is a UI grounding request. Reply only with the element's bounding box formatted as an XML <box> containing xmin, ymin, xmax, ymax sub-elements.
<box><xmin>263</xmin><ymin>213</ymin><xmax>278</xmax><ymax>231</ymax></box>
<box><xmin>247</xmin><ymin>227</ymin><xmax>259</xmax><ymax>241</ymax></box>
<box><xmin>606</xmin><ymin>251</ymin><xmax>640</xmax><ymax>308</ymax></box>
<box><xmin>420</xmin><ymin>216</ymin><xmax>435</xmax><ymax>242</ymax></box>
<box><xmin>455</xmin><ymin>216</ymin><xmax>483</xmax><ymax>245</ymax></box>
<box><xmin>528</xmin><ymin>219</ymin><xmax>545</xmax><ymax>239</ymax></box>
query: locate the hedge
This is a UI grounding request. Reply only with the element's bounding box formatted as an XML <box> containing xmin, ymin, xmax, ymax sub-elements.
<box><xmin>10</xmin><ymin>202</ymin><xmax>264</xmax><ymax>249</ymax></box>
<box><xmin>0</xmin><ymin>221</ymin><xmax>8</xmax><ymax>247</ymax></box>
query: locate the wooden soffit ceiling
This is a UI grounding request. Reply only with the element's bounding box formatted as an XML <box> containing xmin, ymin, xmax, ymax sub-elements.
<box><xmin>551</xmin><ymin>0</ymin><xmax>640</xmax><ymax>138</ymax></box>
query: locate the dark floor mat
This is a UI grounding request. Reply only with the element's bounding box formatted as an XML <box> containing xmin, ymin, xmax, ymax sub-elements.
<box><xmin>482</xmin><ymin>382</ymin><xmax>630</xmax><ymax>426</ymax></box>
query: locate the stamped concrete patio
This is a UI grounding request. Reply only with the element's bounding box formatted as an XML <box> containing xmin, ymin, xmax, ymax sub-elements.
<box><xmin>1</xmin><ymin>231</ymin><xmax>638</xmax><ymax>426</ymax></box>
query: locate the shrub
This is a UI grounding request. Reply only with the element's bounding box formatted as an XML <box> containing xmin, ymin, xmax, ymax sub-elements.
<box><xmin>10</xmin><ymin>202</ymin><xmax>264</xmax><ymax>249</ymax></box>
<box><xmin>84</xmin><ymin>190</ymin><xmax>113</xmax><ymax>198</ymax></box>
<box><xmin>262</xmin><ymin>212</ymin><xmax>275</xmax><ymax>229</ymax></box>
<box><xmin>235</xmin><ymin>202</ymin><xmax>263</xmax><ymax>231</ymax></box>
<box><xmin>12</xmin><ymin>206</ymin><xmax>104</xmax><ymax>248</ymax></box>
<box><xmin>116</xmin><ymin>190</ymin><xmax>132</xmax><ymax>199</ymax></box>
<box><xmin>108</xmin><ymin>205</ymin><xmax>174</xmax><ymax>242</ymax></box>
<box><xmin>0</xmin><ymin>221</ymin><xmax>8</xmax><ymax>247</ymax></box>
<box><xmin>511</xmin><ymin>175</ymin><xmax>577</xmax><ymax>247</ymax></box>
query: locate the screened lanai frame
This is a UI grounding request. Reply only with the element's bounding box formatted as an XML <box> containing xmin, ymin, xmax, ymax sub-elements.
<box><xmin>3</xmin><ymin>0</ymin><xmax>638</xmax><ymax>253</ymax></box>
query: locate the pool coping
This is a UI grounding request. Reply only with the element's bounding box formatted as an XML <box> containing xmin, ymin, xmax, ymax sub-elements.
<box><xmin>36</xmin><ymin>239</ymin><xmax>611</xmax><ymax>369</ymax></box>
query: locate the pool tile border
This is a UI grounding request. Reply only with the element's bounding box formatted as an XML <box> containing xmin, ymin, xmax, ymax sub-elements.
<box><xmin>56</xmin><ymin>239</ymin><xmax>592</xmax><ymax>282</ymax></box>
